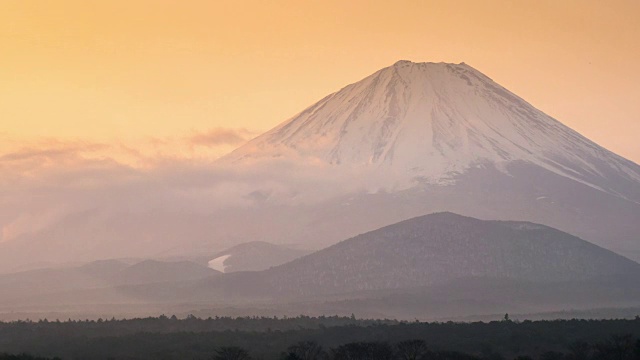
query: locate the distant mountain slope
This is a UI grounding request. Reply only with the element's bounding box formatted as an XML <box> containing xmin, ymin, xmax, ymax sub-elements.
<box><xmin>116</xmin><ymin>260</ymin><xmax>218</xmax><ymax>285</ymax></box>
<box><xmin>0</xmin><ymin>259</ymin><xmax>219</xmax><ymax>306</ymax></box>
<box><xmin>255</xmin><ymin>212</ymin><xmax>640</xmax><ymax>297</ymax></box>
<box><xmin>207</xmin><ymin>241</ymin><xmax>311</xmax><ymax>272</ymax></box>
<box><xmin>0</xmin><ymin>213</ymin><xmax>638</xmax><ymax>320</ymax></box>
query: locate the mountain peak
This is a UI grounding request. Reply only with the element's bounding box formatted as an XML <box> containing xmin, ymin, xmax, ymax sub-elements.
<box><xmin>392</xmin><ymin>59</ymin><xmax>413</xmax><ymax>66</ymax></box>
<box><xmin>387</xmin><ymin>60</ymin><xmax>480</xmax><ymax>74</ymax></box>
<box><xmin>391</xmin><ymin>59</ymin><xmax>466</xmax><ymax>66</ymax></box>
<box><xmin>223</xmin><ymin>61</ymin><xmax>640</xmax><ymax>200</ymax></box>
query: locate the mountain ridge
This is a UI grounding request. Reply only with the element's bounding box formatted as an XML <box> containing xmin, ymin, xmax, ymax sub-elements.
<box><xmin>255</xmin><ymin>211</ymin><xmax>640</xmax><ymax>297</ymax></box>
<box><xmin>0</xmin><ymin>212</ymin><xmax>638</xmax><ymax>319</ymax></box>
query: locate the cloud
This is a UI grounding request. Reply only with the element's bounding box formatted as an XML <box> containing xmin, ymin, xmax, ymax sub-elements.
<box><xmin>1</xmin><ymin>207</ymin><xmax>69</xmax><ymax>243</ymax></box>
<box><xmin>0</xmin><ymin>128</ymin><xmax>258</xmax><ymax>175</ymax></box>
<box><xmin>188</xmin><ymin>128</ymin><xmax>255</xmax><ymax>147</ymax></box>
<box><xmin>0</xmin><ymin>131</ymin><xmax>381</xmax><ymax>270</ymax></box>
<box><xmin>0</xmin><ymin>141</ymin><xmax>108</xmax><ymax>164</ymax></box>
<box><xmin>0</xmin><ymin>130</ymin><xmax>378</xmax><ymax>207</ymax></box>
<box><xmin>0</xmin><ymin>130</ymin><xmax>379</xmax><ymax>208</ymax></box>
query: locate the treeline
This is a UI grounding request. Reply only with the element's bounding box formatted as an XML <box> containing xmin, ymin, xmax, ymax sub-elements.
<box><xmin>0</xmin><ymin>355</ymin><xmax>61</xmax><ymax>360</ymax></box>
<box><xmin>3</xmin><ymin>337</ymin><xmax>640</xmax><ymax>360</ymax></box>
<box><xmin>0</xmin><ymin>314</ymin><xmax>390</xmax><ymax>335</ymax></box>
<box><xmin>266</xmin><ymin>337</ymin><xmax>640</xmax><ymax>359</ymax></box>
<box><xmin>0</xmin><ymin>316</ymin><xmax>639</xmax><ymax>359</ymax></box>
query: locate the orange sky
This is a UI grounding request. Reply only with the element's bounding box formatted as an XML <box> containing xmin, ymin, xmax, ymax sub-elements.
<box><xmin>1</xmin><ymin>0</ymin><xmax>639</xmax><ymax>163</ymax></box>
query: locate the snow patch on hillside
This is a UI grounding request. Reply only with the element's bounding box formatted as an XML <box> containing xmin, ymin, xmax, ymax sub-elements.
<box><xmin>208</xmin><ymin>254</ymin><xmax>231</xmax><ymax>273</ymax></box>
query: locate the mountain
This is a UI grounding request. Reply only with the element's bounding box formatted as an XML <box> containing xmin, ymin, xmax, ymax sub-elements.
<box><xmin>0</xmin><ymin>60</ymin><xmax>638</xmax><ymax>271</ymax></box>
<box><xmin>207</xmin><ymin>241</ymin><xmax>311</xmax><ymax>272</ymax></box>
<box><xmin>225</xmin><ymin>61</ymin><xmax>640</xmax><ymax>200</ymax></box>
<box><xmin>181</xmin><ymin>212</ymin><xmax>640</xmax><ymax>319</ymax></box>
<box><xmin>0</xmin><ymin>213</ymin><xmax>638</xmax><ymax>320</ymax></box>
<box><xmin>221</xmin><ymin>60</ymin><xmax>640</xmax><ymax>260</ymax></box>
<box><xmin>0</xmin><ymin>259</ymin><xmax>220</xmax><ymax>307</ymax></box>
<box><xmin>249</xmin><ymin>212</ymin><xmax>640</xmax><ymax>297</ymax></box>
<box><xmin>0</xmin><ymin>260</ymin><xmax>128</xmax><ymax>302</ymax></box>
<box><xmin>116</xmin><ymin>260</ymin><xmax>219</xmax><ymax>285</ymax></box>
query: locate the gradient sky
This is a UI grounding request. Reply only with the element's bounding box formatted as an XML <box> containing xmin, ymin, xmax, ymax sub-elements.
<box><xmin>1</xmin><ymin>0</ymin><xmax>639</xmax><ymax>163</ymax></box>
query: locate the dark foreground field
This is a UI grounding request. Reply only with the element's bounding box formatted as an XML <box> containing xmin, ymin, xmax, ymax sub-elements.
<box><xmin>1</xmin><ymin>316</ymin><xmax>639</xmax><ymax>359</ymax></box>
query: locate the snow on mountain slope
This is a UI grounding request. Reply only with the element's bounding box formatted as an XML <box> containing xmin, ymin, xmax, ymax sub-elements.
<box><xmin>224</xmin><ymin>60</ymin><xmax>640</xmax><ymax>202</ymax></box>
<box><xmin>207</xmin><ymin>241</ymin><xmax>311</xmax><ymax>273</ymax></box>
<box><xmin>208</xmin><ymin>255</ymin><xmax>231</xmax><ymax>272</ymax></box>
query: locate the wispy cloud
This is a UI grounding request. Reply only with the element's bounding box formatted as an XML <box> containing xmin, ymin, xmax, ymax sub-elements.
<box><xmin>188</xmin><ymin>128</ymin><xmax>256</xmax><ymax>147</ymax></box>
<box><xmin>0</xmin><ymin>130</ymin><xmax>376</xmax><ymax>270</ymax></box>
<box><xmin>0</xmin><ymin>140</ymin><xmax>108</xmax><ymax>163</ymax></box>
<box><xmin>0</xmin><ymin>127</ymin><xmax>257</xmax><ymax>172</ymax></box>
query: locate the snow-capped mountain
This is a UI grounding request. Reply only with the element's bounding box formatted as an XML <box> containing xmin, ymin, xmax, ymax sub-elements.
<box><xmin>225</xmin><ymin>60</ymin><xmax>640</xmax><ymax>202</ymax></box>
<box><xmin>218</xmin><ymin>60</ymin><xmax>640</xmax><ymax>261</ymax></box>
<box><xmin>0</xmin><ymin>60</ymin><xmax>638</xmax><ymax>272</ymax></box>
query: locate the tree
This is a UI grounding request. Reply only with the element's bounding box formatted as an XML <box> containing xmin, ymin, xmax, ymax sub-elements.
<box><xmin>396</xmin><ymin>340</ymin><xmax>429</xmax><ymax>360</ymax></box>
<box><xmin>282</xmin><ymin>341</ymin><xmax>327</xmax><ymax>360</ymax></box>
<box><xmin>212</xmin><ymin>346</ymin><xmax>252</xmax><ymax>360</ymax></box>
<box><xmin>592</xmin><ymin>335</ymin><xmax>636</xmax><ymax>360</ymax></box>
<box><xmin>479</xmin><ymin>344</ymin><xmax>505</xmax><ymax>360</ymax></box>
<box><xmin>333</xmin><ymin>342</ymin><xmax>394</xmax><ymax>360</ymax></box>
<box><xmin>539</xmin><ymin>352</ymin><xmax>564</xmax><ymax>360</ymax></box>
<box><xmin>566</xmin><ymin>341</ymin><xmax>590</xmax><ymax>360</ymax></box>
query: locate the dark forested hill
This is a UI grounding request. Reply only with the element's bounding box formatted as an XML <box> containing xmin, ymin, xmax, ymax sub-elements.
<box><xmin>232</xmin><ymin>212</ymin><xmax>640</xmax><ymax>297</ymax></box>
